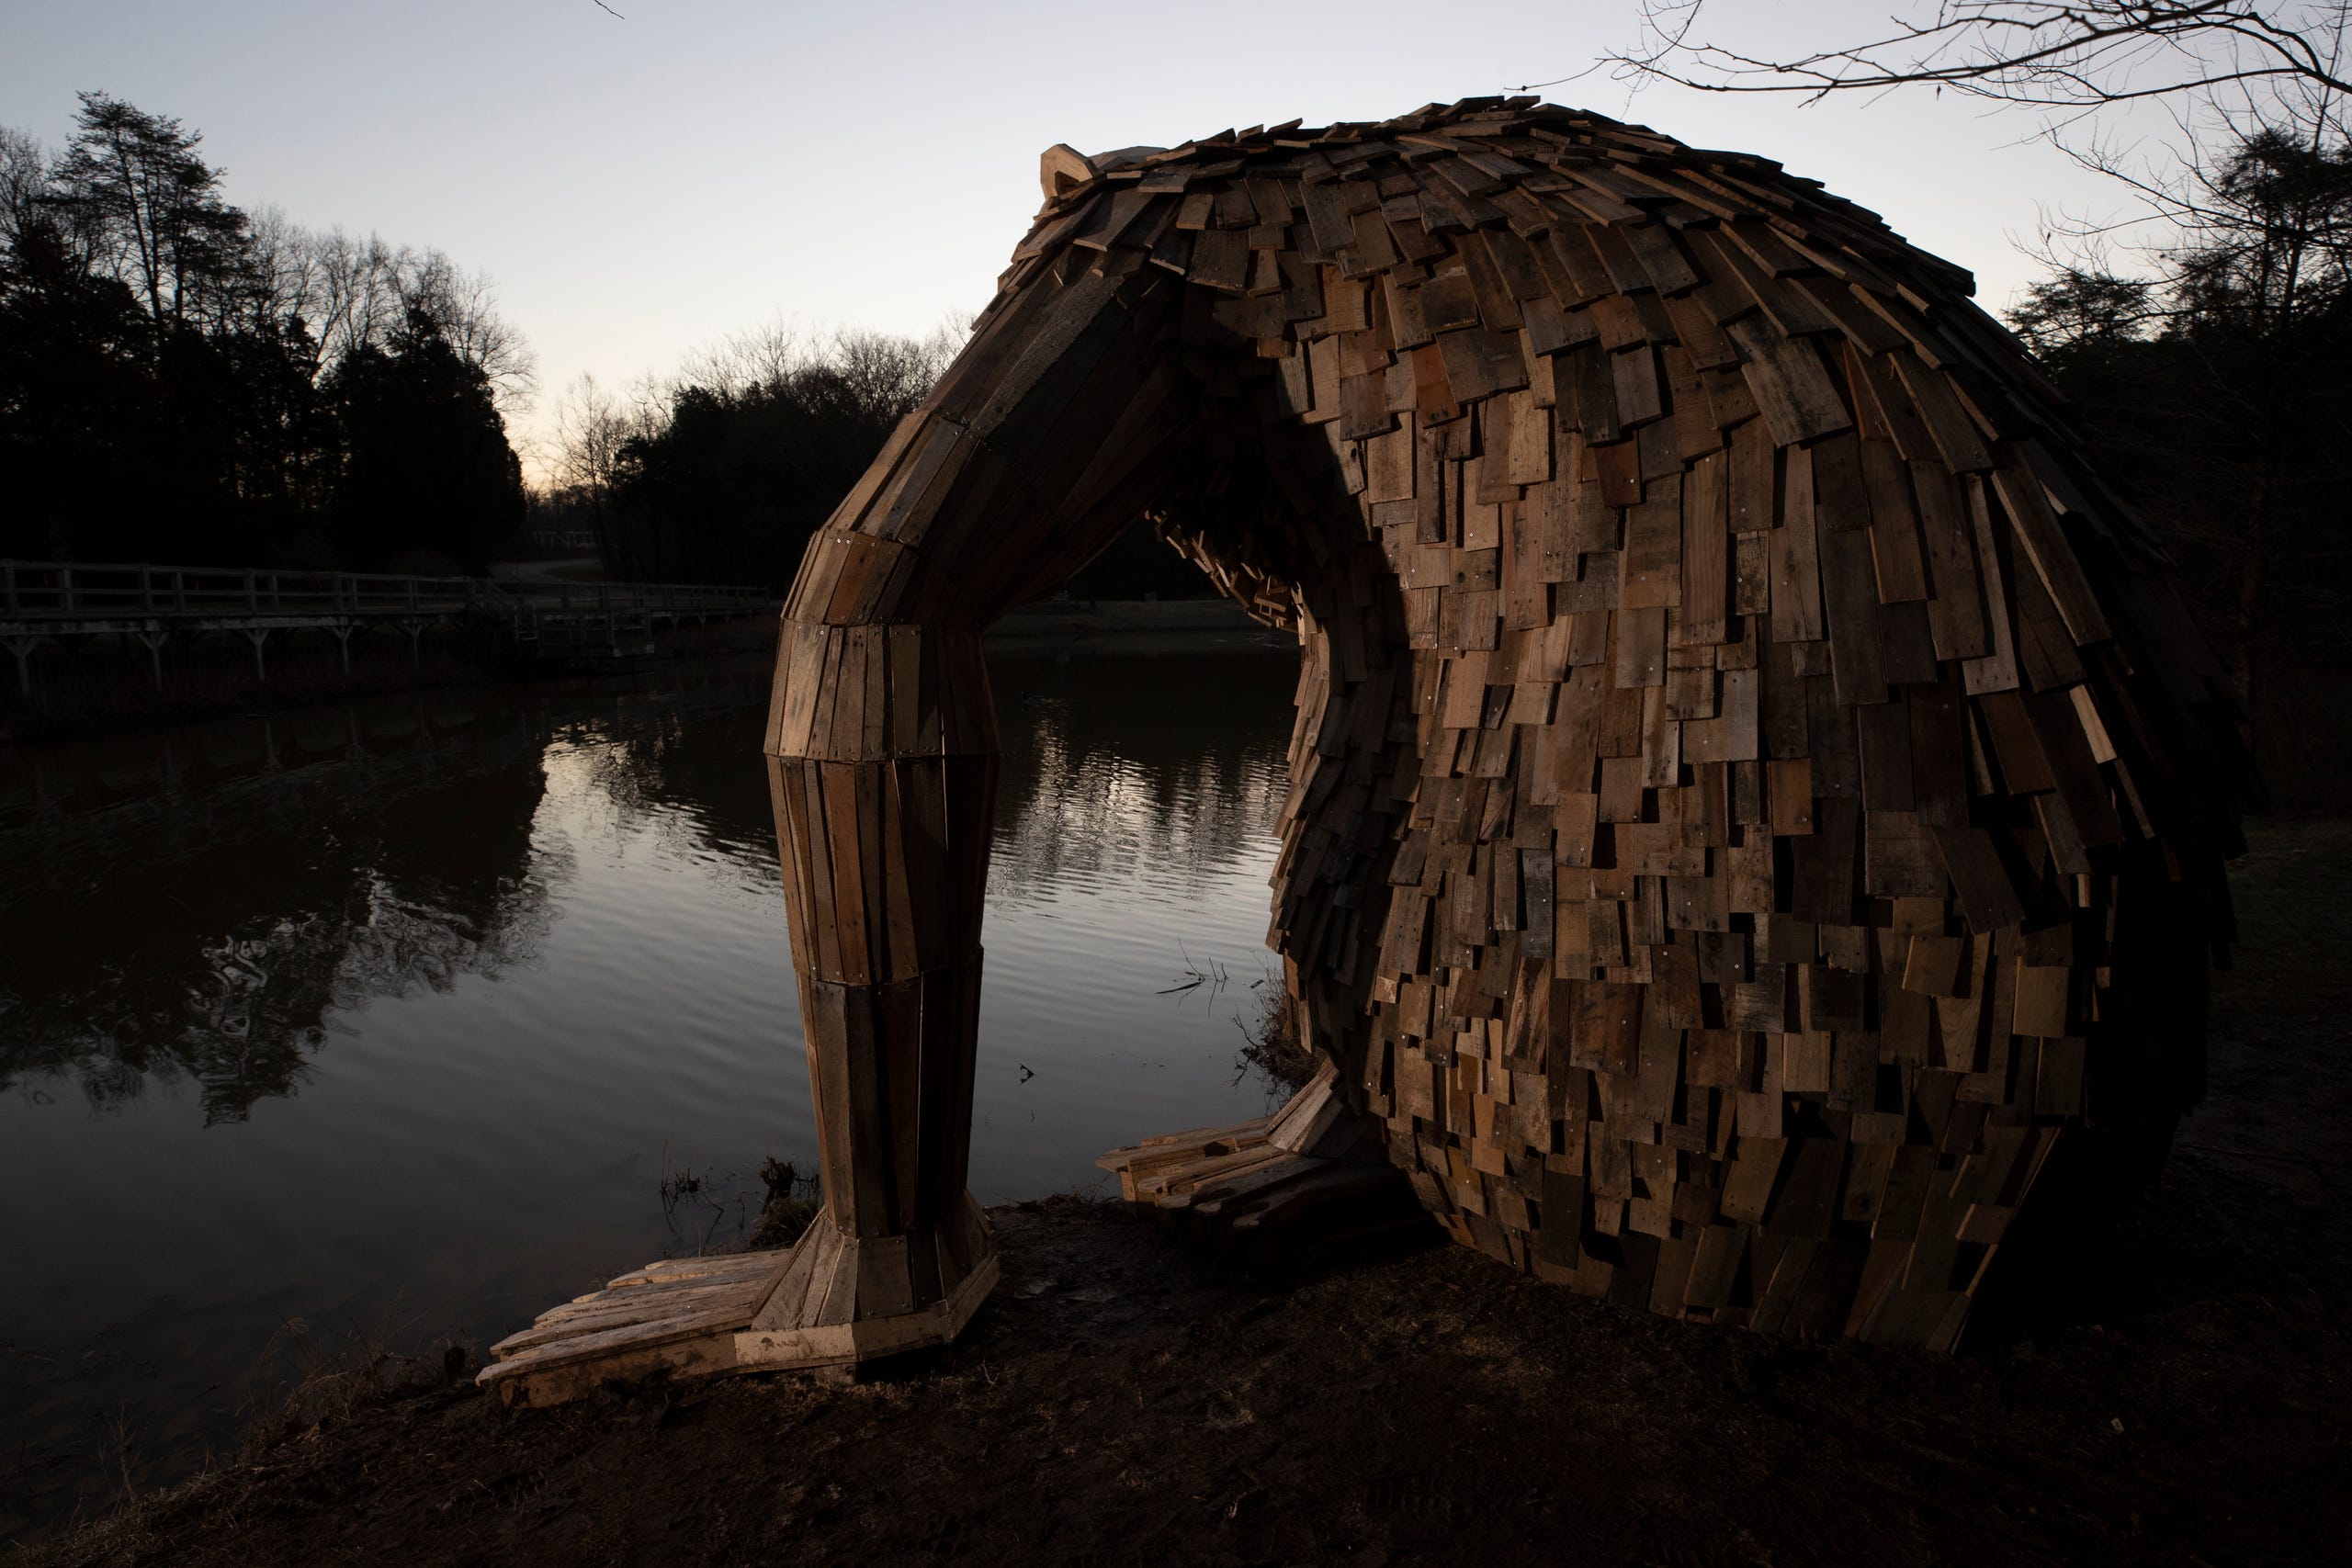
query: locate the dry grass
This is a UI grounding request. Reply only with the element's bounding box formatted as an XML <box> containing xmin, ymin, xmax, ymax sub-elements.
<box><xmin>236</xmin><ymin>1306</ymin><xmax>465</xmax><ymax>1447</ymax></box>
<box><xmin>1232</xmin><ymin>967</ymin><xmax>1317</xmax><ymax>1104</ymax></box>
<box><xmin>7</xmin><ymin>1309</ymin><xmax>476</xmax><ymax>1568</ymax></box>
<box><xmin>744</xmin><ymin>1156</ymin><xmax>824</xmax><ymax>1250</ymax></box>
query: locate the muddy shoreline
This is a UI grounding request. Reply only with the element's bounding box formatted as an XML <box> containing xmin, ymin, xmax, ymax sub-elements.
<box><xmin>17</xmin><ymin>821</ymin><xmax>2350</xmax><ymax>1567</ymax></box>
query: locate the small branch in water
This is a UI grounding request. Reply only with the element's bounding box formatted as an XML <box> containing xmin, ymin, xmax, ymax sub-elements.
<box><xmin>1158</xmin><ymin>942</ymin><xmax>1230</xmax><ymax>998</ymax></box>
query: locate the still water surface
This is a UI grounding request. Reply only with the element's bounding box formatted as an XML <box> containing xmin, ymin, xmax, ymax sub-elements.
<box><xmin>0</xmin><ymin>646</ymin><xmax>1298</xmax><ymax>1533</ymax></box>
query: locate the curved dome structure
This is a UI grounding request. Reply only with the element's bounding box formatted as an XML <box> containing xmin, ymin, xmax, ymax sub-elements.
<box><xmin>482</xmin><ymin>96</ymin><xmax>2245</xmax><ymax>1403</ymax></box>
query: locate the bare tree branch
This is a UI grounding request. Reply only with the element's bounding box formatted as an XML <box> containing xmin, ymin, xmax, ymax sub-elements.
<box><xmin>1607</xmin><ymin>3</ymin><xmax>2352</xmax><ymax>109</ymax></box>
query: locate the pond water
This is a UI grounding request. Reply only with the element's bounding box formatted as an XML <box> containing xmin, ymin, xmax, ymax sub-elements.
<box><xmin>0</xmin><ymin>643</ymin><xmax>1300</xmax><ymax>1537</ymax></box>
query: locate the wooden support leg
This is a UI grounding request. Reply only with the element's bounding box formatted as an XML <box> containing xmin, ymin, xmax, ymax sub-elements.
<box><xmin>753</xmin><ymin>629</ymin><xmax>1004</xmax><ymax>1371</ymax></box>
<box><xmin>482</xmin><ymin>258</ymin><xmax>1193</xmax><ymax>1404</ymax></box>
<box><xmin>484</xmin><ymin>624</ymin><xmax>1019</xmax><ymax>1402</ymax></box>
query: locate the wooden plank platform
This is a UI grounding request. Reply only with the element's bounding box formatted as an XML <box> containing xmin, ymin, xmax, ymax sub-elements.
<box><xmin>1100</xmin><ymin>1062</ymin><xmax>1422</xmax><ymax>1249</ymax></box>
<box><xmin>478</xmin><ymin>1206</ymin><xmax>1000</xmax><ymax>1407</ymax></box>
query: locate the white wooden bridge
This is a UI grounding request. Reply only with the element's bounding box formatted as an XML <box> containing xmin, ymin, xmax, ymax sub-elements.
<box><xmin>0</xmin><ymin>559</ymin><xmax>777</xmax><ymax>693</ymax></box>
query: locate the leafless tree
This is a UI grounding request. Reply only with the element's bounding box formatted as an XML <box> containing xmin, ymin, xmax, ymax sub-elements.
<box><xmin>397</xmin><ymin>247</ymin><xmax>537</xmax><ymax>409</ymax></box>
<box><xmin>671</xmin><ymin>317</ymin><xmax>805</xmax><ymax>400</ymax></box>
<box><xmin>1589</xmin><ymin>7</ymin><xmax>2352</xmax><ymax>761</ymax></box>
<box><xmin>241</xmin><ymin>204</ymin><xmax>322</xmax><ymax>343</ymax></box>
<box><xmin>826</xmin><ymin>325</ymin><xmax>958</xmax><ymax>423</ymax></box>
<box><xmin>670</xmin><ymin>315</ymin><xmax>968</xmax><ymax>412</ymax></box>
<box><xmin>300</xmin><ymin>228</ymin><xmax>405</xmax><ymax>362</ymax></box>
<box><xmin>545</xmin><ymin>370</ymin><xmax>660</xmax><ymax>498</ymax></box>
<box><xmin>1605</xmin><ymin>3</ymin><xmax>2352</xmax><ymax>283</ymax></box>
<box><xmin>547</xmin><ymin>311</ymin><xmax>973</xmax><ymax>511</ymax></box>
<box><xmin>246</xmin><ymin>227</ymin><xmax>538</xmax><ymax>410</ymax></box>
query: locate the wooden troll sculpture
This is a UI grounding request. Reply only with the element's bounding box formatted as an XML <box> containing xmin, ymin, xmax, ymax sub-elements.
<box><xmin>481</xmin><ymin>97</ymin><xmax>2242</xmax><ymax>1404</ymax></box>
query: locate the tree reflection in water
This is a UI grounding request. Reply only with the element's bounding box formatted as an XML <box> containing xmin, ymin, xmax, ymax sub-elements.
<box><xmin>0</xmin><ymin>649</ymin><xmax>1298</xmax><ymax>1127</ymax></box>
<box><xmin>988</xmin><ymin>649</ymin><xmax>1297</xmax><ymax>913</ymax></box>
<box><xmin>0</xmin><ymin>672</ymin><xmax>771</xmax><ymax>1123</ymax></box>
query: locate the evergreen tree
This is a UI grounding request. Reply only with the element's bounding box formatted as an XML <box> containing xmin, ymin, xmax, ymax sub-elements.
<box><xmin>332</xmin><ymin>309</ymin><xmax>525</xmax><ymax>571</ymax></box>
<box><xmin>51</xmin><ymin>93</ymin><xmax>257</xmax><ymax>351</ymax></box>
<box><xmin>0</xmin><ymin>94</ymin><xmax>529</xmax><ymax>570</ymax></box>
<box><xmin>2007</xmin><ymin>125</ymin><xmax>2352</xmax><ymax>786</ymax></box>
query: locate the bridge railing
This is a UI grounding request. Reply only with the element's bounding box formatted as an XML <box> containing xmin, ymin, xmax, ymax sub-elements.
<box><xmin>0</xmin><ymin>561</ymin><xmax>775</xmax><ymax>622</ymax></box>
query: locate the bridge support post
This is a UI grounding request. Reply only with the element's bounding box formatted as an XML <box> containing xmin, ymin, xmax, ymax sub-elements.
<box><xmin>399</xmin><ymin>618</ymin><xmax>426</xmax><ymax>674</ymax></box>
<box><xmin>238</xmin><ymin>626</ymin><xmax>269</xmax><ymax>683</ymax></box>
<box><xmin>5</xmin><ymin>635</ymin><xmax>38</xmax><ymax>696</ymax></box>
<box><xmin>133</xmin><ymin>629</ymin><xmax>167</xmax><ymax>691</ymax></box>
<box><xmin>332</xmin><ymin>621</ymin><xmax>354</xmax><ymax>677</ymax></box>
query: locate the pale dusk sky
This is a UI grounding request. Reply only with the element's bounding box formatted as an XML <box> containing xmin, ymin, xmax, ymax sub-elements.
<box><xmin>1</xmin><ymin>2</ymin><xmax>2175</xmax><ymax>478</ymax></box>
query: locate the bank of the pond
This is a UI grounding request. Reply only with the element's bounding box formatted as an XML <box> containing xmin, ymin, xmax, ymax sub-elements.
<box><xmin>20</xmin><ymin>1190</ymin><xmax>2346</xmax><ymax>1568</ymax></box>
<box><xmin>18</xmin><ymin>818</ymin><xmax>2351</xmax><ymax>1567</ymax></box>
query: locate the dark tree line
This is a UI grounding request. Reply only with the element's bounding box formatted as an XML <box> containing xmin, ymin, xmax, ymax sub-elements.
<box><xmin>0</xmin><ymin>93</ymin><xmax>530</xmax><ymax>572</ymax></box>
<box><xmin>4</xmin><ymin>96</ymin><xmax>1233</xmax><ymax>598</ymax></box>
<box><xmin>2006</xmin><ymin>124</ymin><xmax>2352</xmax><ymax>785</ymax></box>
<box><xmin>539</xmin><ymin>321</ymin><xmax>1225</xmax><ymax>596</ymax></box>
<box><xmin>544</xmin><ymin>326</ymin><xmax>952</xmax><ymax>587</ymax></box>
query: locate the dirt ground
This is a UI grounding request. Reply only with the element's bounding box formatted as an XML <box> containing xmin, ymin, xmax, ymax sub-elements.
<box><xmin>19</xmin><ymin>820</ymin><xmax>2351</xmax><ymax>1568</ymax></box>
